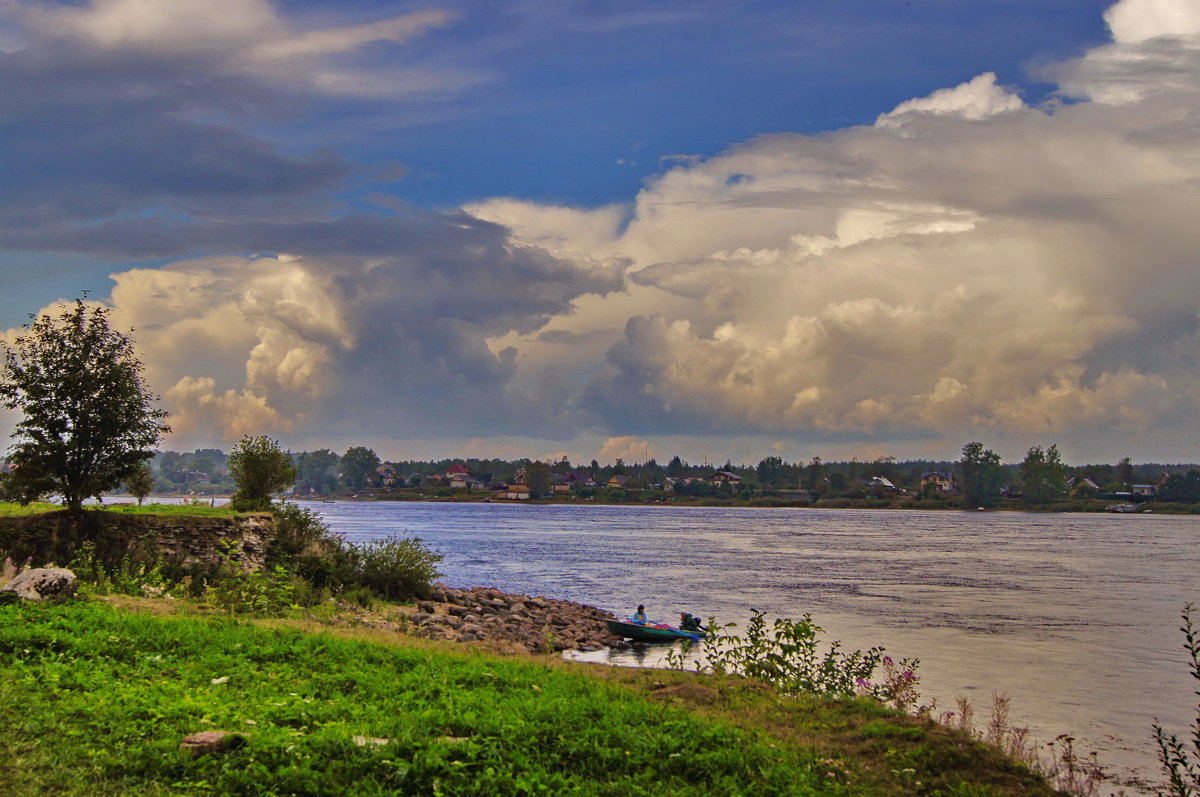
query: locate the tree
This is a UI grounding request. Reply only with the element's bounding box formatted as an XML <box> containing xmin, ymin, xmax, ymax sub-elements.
<box><xmin>525</xmin><ymin>460</ymin><xmax>552</xmax><ymax>496</ymax></box>
<box><xmin>1117</xmin><ymin>456</ymin><xmax>1134</xmax><ymax>489</ymax></box>
<box><xmin>1019</xmin><ymin>444</ymin><xmax>1068</xmax><ymax>504</ymax></box>
<box><xmin>0</xmin><ymin>299</ymin><xmax>169</xmax><ymax>513</ymax></box>
<box><xmin>295</xmin><ymin>449</ymin><xmax>340</xmax><ymax>495</ymax></box>
<box><xmin>341</xmin><ymin>446</ymin><xmax>380</xmax><ymax>491</ymax></box>
<box><xmin>959</xmin><ymin>442</ymin><xmax>1004</xmax><ymax>508</ymax></box>
<box><xmin>124</xmin><ymin>462</ymin><xmax>155</xmax><ymax>505</ymax></box>
<box><xmin>756</xmin><ymin>456</ymin><xmax>785</xmax><ymax>487</ymax></box>
<box><xmin>1159</xmin><ymin>470</ymin><xmax>1200</xmax><ymax>504</ymax></box>
<box><xmin>805</xmin><ymin>457</ymin><xmax>824</xmax><ymax>492</ymax></box>
<box><xmin>666</xmin><ymin>455</ymin><xmax>686</xmax><ymax>478</ymax></box>
<box><xmin>228</xmin><ymin>435</ymin><xmax>297</xmax><ymax>511</ymax></box>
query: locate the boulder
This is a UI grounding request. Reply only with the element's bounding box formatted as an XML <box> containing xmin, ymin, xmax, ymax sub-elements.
<box><xmin>0</xmin><ymin>568</ymin><xmax>78</xmax><ymax>602</ymax></box>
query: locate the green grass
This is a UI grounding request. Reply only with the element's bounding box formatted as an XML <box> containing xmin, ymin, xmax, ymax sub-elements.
<box><xmin>0</xmin><ymin>599</ymin><xmax>1055</xmax><ymax>796</ymax></box>
<box><xmin>94</xmin><ymin>502</ymin><xmax>238</xmax><ymax>517</ymax></box>
<box><xmin>0</xmin><ymin>600</ymin><xmax>839</xmax><ymax>795</ymax></box>
<box><xmin>0</xmin><ymin>502</ymin><xmax>238</xmax><ymax>518</ymax></box>
<box><xmin>0</xmin><ymin>502</ymin><xmax>60</xmax><ymax>516</ymax></box>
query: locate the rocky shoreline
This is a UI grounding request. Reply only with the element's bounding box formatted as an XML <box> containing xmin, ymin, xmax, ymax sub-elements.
<box><xmin>403</xmin><ymin>584</ymin><xmax>626</xmax><ymax>654</ymax></box>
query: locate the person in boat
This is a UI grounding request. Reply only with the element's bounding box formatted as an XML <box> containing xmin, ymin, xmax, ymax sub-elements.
<box><xmin>632</xmin><ymin>605</ymin><xmax>648</xmax><ymax>625</ymax></box>
<box><xmin>678</xmin><ymin>612</ymin><xmax>705</xmax><ymax>633</ymax></box>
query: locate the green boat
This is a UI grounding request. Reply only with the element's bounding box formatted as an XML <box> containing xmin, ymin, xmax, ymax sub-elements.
<box><xmin>606</xmin><ymin>619</ymin><xmax>704</xmax><ymax>643</ymax></box>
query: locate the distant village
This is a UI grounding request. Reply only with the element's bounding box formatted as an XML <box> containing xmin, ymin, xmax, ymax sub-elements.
<box><xmin>108</xmin><ymin>447</ymin><xmax>1200</xmax><ymax>508</ymax></box>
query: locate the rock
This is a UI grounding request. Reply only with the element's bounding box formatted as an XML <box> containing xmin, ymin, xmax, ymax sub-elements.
<box><xmin>180</xmin><ymin>731</ymin><xmax>247</xmax><ymax>757</ymax></box>
<box><xmin>417</xmin><ymin>600</ymin><xmax>436</xmax><ymax>613</ymax></box>
<box><xmin>447</xmin><ymin>605</ymin><xmax>470</xmax><ymax>618</ymax></box>
<box><xmin>0</xmin><ymin>568</ymin><xmax>78</xmax><ymax>602</ymax></box>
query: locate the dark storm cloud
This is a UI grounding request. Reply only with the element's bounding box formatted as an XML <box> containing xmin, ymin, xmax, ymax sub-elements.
<box><xmin>0</xmin><ymin>44</ymin><xmax>349</xmax><ymax>253</ymax></box>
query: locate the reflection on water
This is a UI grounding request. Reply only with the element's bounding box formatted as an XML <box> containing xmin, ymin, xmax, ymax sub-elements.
<box><xmin>300</xmin><ymin>501</ymin><xmax>1200</xmax><ymax>792</ymax></box>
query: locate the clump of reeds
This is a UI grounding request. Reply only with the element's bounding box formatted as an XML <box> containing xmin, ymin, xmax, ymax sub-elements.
<box><xmin>940</xmin><ymin>694</ymin><xmax>1105</xmax><ymax>797</ymax></box>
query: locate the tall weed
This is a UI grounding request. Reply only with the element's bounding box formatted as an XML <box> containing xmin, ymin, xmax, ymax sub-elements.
<box><xmin>940</xmin><ymin>694</ymin><xmax>1105</xmax><ymax>796</ymax></box>
<box><xmin>1153</xmin><ymin>603</ymin><xmax>1200</xmax><ymax>797</ymax></box>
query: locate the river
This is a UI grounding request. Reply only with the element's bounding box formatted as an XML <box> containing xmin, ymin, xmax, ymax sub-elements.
<box><xmin>297</xmin><ymin>500</ymin><xmax>1198</xmax><ymax>792</ymax></box>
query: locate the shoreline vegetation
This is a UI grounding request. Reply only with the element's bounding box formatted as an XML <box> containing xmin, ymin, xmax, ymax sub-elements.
<box><xmin>65</xmin><ymin>493</ymin><xmax>1200</xmax><ymax>515</ymax></box>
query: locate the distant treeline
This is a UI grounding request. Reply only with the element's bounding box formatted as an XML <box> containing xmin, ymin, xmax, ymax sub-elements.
<box><xmin>144</xmin><ymin>446</ymin><xmax>1200</xmax><ymax>500</ymax></box>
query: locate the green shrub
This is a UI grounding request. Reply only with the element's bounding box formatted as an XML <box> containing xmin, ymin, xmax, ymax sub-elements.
<box><xmin>206</xmin><ymin>564</ymin><xmax>294</xmax><ymax>617</ymax></box>
<box><xmin>350</xmin><ymin>535</ymin><xmax>443</xmax><ymax>602</ymax></box>
<box><xmin>672</xmin><ymin>610</ymin><xmax>924</xmax><ymax>710</ymax></box>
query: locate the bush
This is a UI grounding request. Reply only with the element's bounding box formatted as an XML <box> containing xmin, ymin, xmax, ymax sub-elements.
<box><xmin>206</xmin><ymin>565</ymin><xmax>294</xmax><ymax>617</ymax></box>
<box><xmin>670</xmin><ymin>609</ymin><xmax>923</xmax><ymax>711</ymax></box>
<box><xmin>350</xmin><ymin>535</ymin><xmax>443</xmax><ymax>602</ymax></box>
<box><xmin>266</xmin><ymin>501</ymin><xmax>357</xmax><ymax>590</ymax></box>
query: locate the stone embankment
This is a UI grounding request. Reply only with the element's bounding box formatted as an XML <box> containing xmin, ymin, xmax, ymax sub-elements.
<box><xmin>404</xmin><ymin>585</ymin><xmax>625</xmax><ymax>654</ymax></box>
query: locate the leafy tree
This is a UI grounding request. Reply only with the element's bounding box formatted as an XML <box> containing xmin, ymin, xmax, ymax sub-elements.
<box><xmin>525</xmin><ymin>460</ymin><xmax>552</xmax><ymax>496</ymax></box>
<box><xmin>1159</xmin><ymin>470</ymin><xmax>1200</xmax><ymax>504</ymax></box>
<box><xmin>228</xmin><ymin>435</ymin><xmax>297</xmax><ymax>511</ymax></box>
<box><xmin>804</xmin><ymin>457</ymin><xmax>824</xmax><ymax>492</ymax></box>
<box><xmin>756</xmin><ymin>456</ymin><xmax>785</xmax><ymax>486</ymax></box>
<box><xmin>295</xmin><ymin>449</ymin><xmax>340</xmax><ymax>495</ymax></box>
<box><xmin>159</xmin><ymin>451</ymin><xmax>186</xmax><ymax>484</ymax></box>
<box><xmin>341</xmin><ymin>446</ymin><xmax>380</xmax><ymax>490</ymax></box>
<box><xmin>1019</xmin><ymin>444</ymin><xmax>1068</xmax><ymax>504</ymax></box>
<box><xmin>0</xmin><ymin>299</ymin><xmax>169</xmax><ymax>513</ymax></box>
<box><xmin>124</xmin><ymin>462</ymin><xmax>155</xmax><ymax>505</ymax></box>
<box><xmin>959</xmin><ymin>442</ymin><xmax>1004</xmax><ymax>508</ymax></box>
<box><xmin>1117</xmin><ymin>456</ymin><xmax>1134</xmax><ymax>489</ymax></box>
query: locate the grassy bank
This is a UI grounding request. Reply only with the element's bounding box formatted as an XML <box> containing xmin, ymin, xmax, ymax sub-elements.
<box><xmin>0</xmin><ymin>598</ymin><xmax>1053</xmax><ymax>796</ymax></box>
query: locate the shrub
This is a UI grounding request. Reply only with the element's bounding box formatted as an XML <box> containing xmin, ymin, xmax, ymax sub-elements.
<box><xmin>350</xmin><ymin>535</ymin><xmax>443</xmax><ymax>602</ymax></box>
<box><xmin>670</xmin><ymin>609</ymin><xmax>924</xmax><ymax>710</ymax></box>
<box><xmin>205</xmin><ymin>565</ymin><xmax>294</xmax><ymax>617</ymax></box>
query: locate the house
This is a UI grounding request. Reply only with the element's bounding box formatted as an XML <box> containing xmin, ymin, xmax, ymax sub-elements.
<box><xmin>709</xmin><ymin>470</ymin><xmax>743</xmax><ymax>484</ymax></box>
<box><xmin>376</xmin><ymin>464</ymin><xmax>398</xmax><ymax>486</ymax></box>
<box><xmin>606</xmin><ymin>475</ymin><xmax>630</xmax><ymax>488</ymax></box>
<box><xmin>1067</xmin><ymin>476</ymin><xmax>1100</xmax><ymax>494</ymax></box>
<box><xmin>449</xmin><ymin>475</ymin><xmax>487</xmax><ymax>491</ymax></box>
<box><xmin>1131</xmin><ymin>484</ymin><xmax>1157</xmax><ymax>497</ymax></box>
<box><xmin>920</xmin><ymin>471</ymin><xmax>955</xmax><ymax>494</ymax></box>
<box><xmin>569</xmin><ymin>468</ymin><xmax>597</xmax><ymax>488</ymax></box>
<box><xmin>504</xmin><ymin>484</ymin><xmax>532</xmax><ymax>500</ymax></box>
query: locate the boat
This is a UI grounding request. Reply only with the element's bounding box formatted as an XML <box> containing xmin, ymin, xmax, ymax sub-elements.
<box><xmin>1107</xmin><ymin>502</ymin><xmax>1139</xmax><ymax>513</ymax></box>
<box><xmin>605</xmin><ymin>619</ymin><xmax>703</xmax><ymax>643</ymax></box>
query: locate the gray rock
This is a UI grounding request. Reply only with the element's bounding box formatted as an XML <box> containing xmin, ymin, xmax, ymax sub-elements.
<box><xmin>0</xmin><ymin>568</ymin><xmax>78</xmax><ymax>602</ymax></box>
<box><xmin>417</xmin><ymin>600</ymin><xmax>436</xmax><ymax>613</ymax></box>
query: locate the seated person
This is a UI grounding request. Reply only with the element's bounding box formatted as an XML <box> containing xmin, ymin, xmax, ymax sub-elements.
<box><xmin>678</xmin><ymin>612</ymin><xmax>705</xmax><ymax>632</ymax></box>
<box><xmin>632</xmin><ymin>604</ymin><xmax>648</xmax><ymax>625</ymax></box>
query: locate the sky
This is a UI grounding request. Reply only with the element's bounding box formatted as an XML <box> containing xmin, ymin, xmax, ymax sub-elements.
<box><xmin>1</xmin><ymin>0</ymin><xmax>1198</xmax><ymax>467</ymax></box>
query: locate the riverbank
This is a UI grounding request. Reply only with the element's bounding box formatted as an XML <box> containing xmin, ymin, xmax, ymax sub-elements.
<box><xmin>0</xmin><ymin>595</ymin><xmax>1058</xmax><ymax>795</ymax></box>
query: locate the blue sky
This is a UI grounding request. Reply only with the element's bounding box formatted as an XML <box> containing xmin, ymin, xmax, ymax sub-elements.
<box><xmin>1</xmin><ymin>0</ymin><xmax>1198</xmax><ymax>466</ymax></box>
